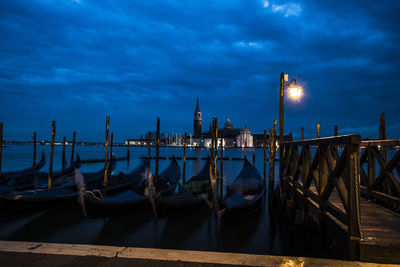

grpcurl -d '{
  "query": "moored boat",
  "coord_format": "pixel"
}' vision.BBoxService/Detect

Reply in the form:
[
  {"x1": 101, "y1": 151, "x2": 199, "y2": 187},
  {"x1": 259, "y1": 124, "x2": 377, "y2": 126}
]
[
  {"x1": 77, "y1": 157, "x2": 181, "y2": 218},
  {"x1": 218, "y1": 156, "x2": 265, "y2": 217}
]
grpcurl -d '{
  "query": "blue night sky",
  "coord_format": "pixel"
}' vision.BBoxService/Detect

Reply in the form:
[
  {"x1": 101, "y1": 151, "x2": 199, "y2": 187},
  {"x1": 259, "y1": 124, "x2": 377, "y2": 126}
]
[{"x1": 1, "y1": 0, "x2": 399, "y2": 142}]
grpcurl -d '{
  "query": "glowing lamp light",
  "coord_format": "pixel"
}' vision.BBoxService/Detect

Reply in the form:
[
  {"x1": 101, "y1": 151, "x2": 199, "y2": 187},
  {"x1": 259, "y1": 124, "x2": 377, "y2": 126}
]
[{"x1": 289, "y1": 85, "x2": 302, "y2": 99}]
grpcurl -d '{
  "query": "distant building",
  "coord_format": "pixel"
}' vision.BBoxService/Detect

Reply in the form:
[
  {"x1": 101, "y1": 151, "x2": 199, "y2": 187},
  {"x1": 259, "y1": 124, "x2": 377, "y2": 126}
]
[
  {"x1": 223, "y1": 118, "x2": 233, "y2": 130},
  {"x1": 236, "y1": 127, "x2": 253, "y2": 148},
  {"x1": 194, "y1": 98, "x2": 202, "y2": 137}
]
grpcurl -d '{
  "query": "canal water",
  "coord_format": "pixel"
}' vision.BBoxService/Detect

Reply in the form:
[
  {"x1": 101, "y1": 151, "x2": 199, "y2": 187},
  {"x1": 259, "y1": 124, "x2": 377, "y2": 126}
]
[{"x1": 0, "y1": 144, "x2": 342, "y2": 260}]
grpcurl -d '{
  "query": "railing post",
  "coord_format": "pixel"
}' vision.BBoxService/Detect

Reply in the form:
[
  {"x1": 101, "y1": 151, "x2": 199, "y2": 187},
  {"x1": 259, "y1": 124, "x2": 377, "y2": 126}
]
[
  {"x1": 347, "y1": 136, "x2": 361, "y2": 261},
  {"x1": 317, "y1": 123, "x2": 321, "y2": 138},
  {"x1": 301, "y1": 127, "x2": 304, "y2": 140}
]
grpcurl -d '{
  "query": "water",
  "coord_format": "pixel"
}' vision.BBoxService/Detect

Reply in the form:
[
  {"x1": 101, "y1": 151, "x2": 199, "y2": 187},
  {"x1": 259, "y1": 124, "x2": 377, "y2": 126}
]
[{"x1": 0, "y1": 144, "x2": 340, "y2": 260}]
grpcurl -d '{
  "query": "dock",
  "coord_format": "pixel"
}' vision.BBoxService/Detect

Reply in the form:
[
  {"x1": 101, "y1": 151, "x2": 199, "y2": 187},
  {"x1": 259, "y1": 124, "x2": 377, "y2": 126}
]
[{"x1": 0, "y1": 240, "x2": 389, "y2": 267}]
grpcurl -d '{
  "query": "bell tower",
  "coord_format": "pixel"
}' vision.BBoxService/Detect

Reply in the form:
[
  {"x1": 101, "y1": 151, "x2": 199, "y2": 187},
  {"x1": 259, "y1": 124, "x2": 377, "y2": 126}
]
[{"x1": 194, "y1": 97, "x2": 202, "y2": 137}]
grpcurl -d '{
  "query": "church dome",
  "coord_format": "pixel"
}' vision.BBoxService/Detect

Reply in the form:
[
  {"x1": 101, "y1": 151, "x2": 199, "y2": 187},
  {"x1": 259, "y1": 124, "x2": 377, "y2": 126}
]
[{"x1": 223, "y1": 118, "x2": 233, "y2": 130}]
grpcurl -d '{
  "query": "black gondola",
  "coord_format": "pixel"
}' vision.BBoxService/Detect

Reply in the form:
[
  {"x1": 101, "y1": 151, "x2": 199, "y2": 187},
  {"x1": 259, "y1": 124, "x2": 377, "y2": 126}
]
[
  {"x1": 218, "y1": 156, "x2": 265, "y2": 217},
  {"x1": 1, "y1": 153, "x2": 46, "y2": 186},
  {"x1": 0, "y1": 157, "x2": 130, "y2": 212},
  {"x1": 159, "y1": 157, "x2": 211, "y2": 215},
  {"x1": 79, "y1": 157, "x2": 181, "y2": 218}
]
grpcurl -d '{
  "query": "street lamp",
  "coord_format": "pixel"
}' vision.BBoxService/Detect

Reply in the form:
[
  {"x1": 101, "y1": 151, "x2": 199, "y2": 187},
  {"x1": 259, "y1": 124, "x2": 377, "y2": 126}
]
[{"x1": 279, "y1": 72, "x2": 302, "y2": 164}]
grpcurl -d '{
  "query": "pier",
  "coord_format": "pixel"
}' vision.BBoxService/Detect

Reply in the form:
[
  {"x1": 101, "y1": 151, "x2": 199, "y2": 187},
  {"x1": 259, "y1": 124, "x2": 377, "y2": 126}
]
[{"x1": 271, "y1": 132, "x2": 400, "y2": 263}]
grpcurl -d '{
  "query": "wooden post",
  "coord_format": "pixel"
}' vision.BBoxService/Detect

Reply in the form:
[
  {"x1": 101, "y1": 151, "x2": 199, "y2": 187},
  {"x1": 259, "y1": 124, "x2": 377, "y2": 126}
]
[
  {"x1": 48, "y1": 121, "x2": 56, "y2": 189},
  {"x1": 379, "y1": 113, "x2": 388, "y2": 163},
  {"x1": 0, "y1": 123, "x2": 2, "y2": 181},
  {"x1": 220, "y1": 132, "x2": 224, "y2": 198},
  {"x1": 317, "y1": 123, "x2": 321, "y2": 138},
  {"x1": 127, "y1": 140, "x2": 130, "y2": 162},
  {"x1": 62, "y1": 136, "x2": 66, "y2": 169},
  {"x1": 210, "y1": 120, "x2": 214, "y2": 168},
  {"x1": 263, "y1": 130, "x2": 267, "y2": 182},
  {"x1": 379, "y1": 113, "x2": 387, "y2": 140},
  {"x1": 334, "y1": 125, "x2": 338, "y2": 136},
  {"x1": 104, "y1": 116, "x2": 110, "y2": 191},
  {"x1": 289, "y1": 133, "x2": 293, "y2": 141},
  {"x1": 301, "y1": 127, "x2": 304, "y2": 140},
  {"x1": 252, "y1": 149, "x2": 255, "y2": 165},
  {"x1": 33, "y1": 132, "x2": 37, "y2": 172},
  {"x1": 155, "y1": 117, "x2": 160, "y2": 184},
  {"x1": 70, "y1": 131, "x2": 76, "y2": 171},
  {"x1": 183, "y1": 132, "x2": 187, "y2": 184},
  {"x1": 147, "y1": 132, "x2": 151, "y2": 169},
  {"x1": 213, "y1": 118, "x2": 219, "y2": 194},
  {"x1": 347, "y1": 140, "x2": 361, "y2": 260},
  {"x1": 269, "y1": 127, "x2": 275, "y2": 196},
  {"x1": 109, "y1": 132, "x2": 114, "y2": 175}
]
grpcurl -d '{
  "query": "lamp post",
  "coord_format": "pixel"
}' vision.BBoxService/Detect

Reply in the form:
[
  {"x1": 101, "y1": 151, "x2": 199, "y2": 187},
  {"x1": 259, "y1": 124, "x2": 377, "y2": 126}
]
[{"x1": 279, "y1": 72, "x2": 302, "y2": 171}]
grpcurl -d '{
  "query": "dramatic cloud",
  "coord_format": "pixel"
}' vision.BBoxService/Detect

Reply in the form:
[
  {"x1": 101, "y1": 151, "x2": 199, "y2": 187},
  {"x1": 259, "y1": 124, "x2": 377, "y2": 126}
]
[{"x1": 0, "y1": 0, "x2": 399, "y2": 141}]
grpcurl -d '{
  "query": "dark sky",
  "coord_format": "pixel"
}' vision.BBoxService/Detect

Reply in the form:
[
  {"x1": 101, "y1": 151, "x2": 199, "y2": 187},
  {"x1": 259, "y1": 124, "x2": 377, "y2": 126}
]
[{"x1": 1, "y1": 0, "x2": 399, "y2": 142}]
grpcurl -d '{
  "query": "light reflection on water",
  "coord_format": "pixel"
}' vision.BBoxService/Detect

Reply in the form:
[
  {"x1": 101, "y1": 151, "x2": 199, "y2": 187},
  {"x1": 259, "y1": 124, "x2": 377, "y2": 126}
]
[{"x1": 0, "y1": 144, "x2": 342, "y2": 259}]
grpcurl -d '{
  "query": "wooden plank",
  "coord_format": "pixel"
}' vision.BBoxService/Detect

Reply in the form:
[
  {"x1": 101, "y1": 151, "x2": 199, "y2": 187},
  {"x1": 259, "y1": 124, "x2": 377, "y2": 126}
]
[{"x1": 360, "y1": 186, "x2": 400, "y2": 206}]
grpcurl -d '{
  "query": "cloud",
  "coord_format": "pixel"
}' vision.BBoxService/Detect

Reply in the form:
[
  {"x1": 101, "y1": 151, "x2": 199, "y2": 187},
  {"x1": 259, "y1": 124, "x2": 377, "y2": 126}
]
[
  {"x1": 271, "y1": 3, "x2": 301, "y2": 17},
  {"x1": 0, "y1": 0, "x2": 399, "y2": 141}
]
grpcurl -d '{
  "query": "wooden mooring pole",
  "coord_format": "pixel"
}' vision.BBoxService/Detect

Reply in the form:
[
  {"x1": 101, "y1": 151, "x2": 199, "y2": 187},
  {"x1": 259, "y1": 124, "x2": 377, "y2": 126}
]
[
  {"x1": 220, "y1": 132, "x2": 224, "y2": 198},
  {"x1": 155, "y1": 117, "x2": 160, "y2": 183},
  {"x1": 334, "y1": 125, "x2": 338, "y2": 136},
  {"x1": 147, "y1": 132, "x2": 151, "y2": 169},
  {"x1": 213, "y1": 118, "x2": 219, "y2": 195},
  {"x1": 70, "y1": 131, "x2": 76, "y2": 171},
  {"x1": 182, "y1": 132, "x2": 187, "y2": 184},
  {"x1": 127, "y1": 141, "x2": 130, "y2": 162},
  {"x1": 301, "y1": 127, "x2": 304, "y2": 140},
  {"x1": 33, "y1": 132, "x2": 37, "y2": 172},
  {"x1": 252, "y1": 149, "x2": 255, "y2": 165},
  {"x1": 104, "y1": 116, "x2": 110, "y2": 192},
  {"x1": 317, "y1": 123, "x2": 321, "y2": 138},
  {"x1": 62, "y1": 136, "x2": 66, "y2": 169},
  {"x1": 0, "y1": 123, "x2": 2, "y2": 181},
  {"x1": 109, "y1": 132, "x2": 114, "y2": 175},
  {"x1": 263, "y1": 130, "x2": 267, "y2": 181},
  {"x1": 48, "y1": 121, "x2": 56, "y2": 189}
]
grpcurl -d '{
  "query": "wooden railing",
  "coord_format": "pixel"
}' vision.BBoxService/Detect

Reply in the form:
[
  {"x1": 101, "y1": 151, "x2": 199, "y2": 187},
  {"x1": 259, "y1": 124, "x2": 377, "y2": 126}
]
[
  {"x1": 360, "y1": 140, "x2": 400, "y2": 210},
  {"x1": 276, "y1": 134, "x2": 362, "y2": 260}
]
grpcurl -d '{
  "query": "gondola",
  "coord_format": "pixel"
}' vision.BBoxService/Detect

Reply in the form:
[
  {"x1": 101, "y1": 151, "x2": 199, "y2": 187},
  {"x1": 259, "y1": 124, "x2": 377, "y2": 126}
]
[
  {"x1": 218, "y1": 156, "x2": 265, "y2": 217},
  {"x1": 78, "y1": 156, "x2": 181, "y2": 218},
  {"x1": 1, "y1": 153, "x2": 46, "y2": 186},
  {"x1": 159, "y1": 157, "x2": 211, "y2": 215},
  {"x1": 0, "y1": 157, "x2": 126, "y2": 212}
]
